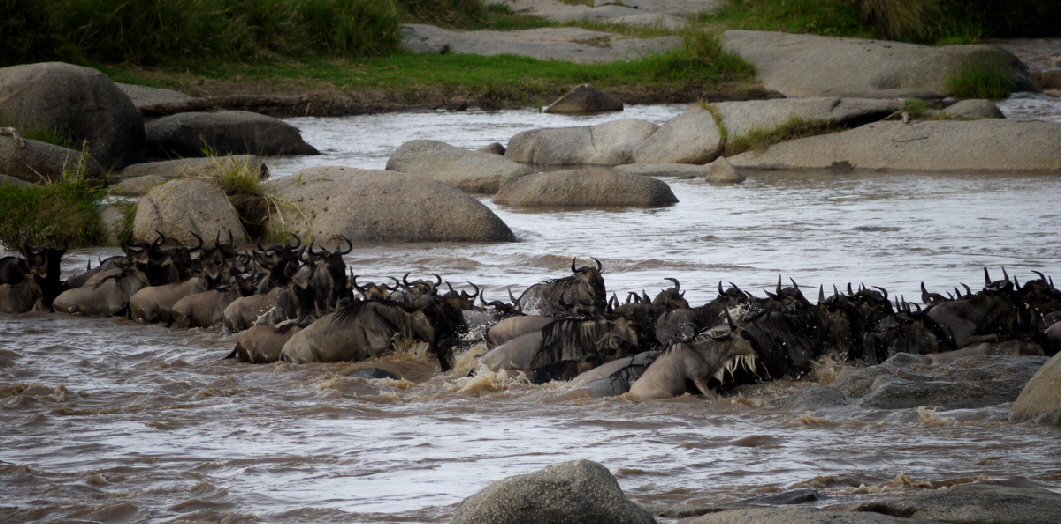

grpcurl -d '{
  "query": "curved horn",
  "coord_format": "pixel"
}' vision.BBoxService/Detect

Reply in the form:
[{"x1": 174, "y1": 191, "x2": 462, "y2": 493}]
[
  {"x1": 188, "y1": 232, "x2": 203, "y2": 252},
  {"x1": 847, "y1": 282, "x2": 854, "y2": 296},
  {"x1": 665, "y1": 277, "x2": 680, "y2": 292},
  {"x1": 724, "y1": 308, "x2": 736, "y2": 330},
  {"x1": 1033, "y1": 270, "x2": 1047, "y2": 283},
  {"x1": 287, "y1": 233, "x2": 301, "y2": 250},
  {"x1": 764, "y1": 289, "x2": 778, "y2": 299},
  {"x1": 718, "y1": 281, "x2": 725, "y2": 296},
  {"x1": 466, "y1": 281, "x2": 480, "y2": 298},
  {"x1": 571, "y1": 257, "x2": 578, "y2": 273},
  {"x1": 776, "y1": 275, "x2": 782, "y2": 295},
  {"x1": 833, "y1": 284, "x2": 840, "y2": 298},
  {"x1": 985, "y1": 267, "x2": 992, "y2": 287},
  {"x1": 388, "y1": 276, "x2": 402, "y2": 291},
  {"x1": 508, "y1": 287, "x2": 518, "y2": 304},
  {"x1": 434, "y1": 274, "x2": 443, "y2": 287},
  {"x1": 818, "y1": 285, "x2": 825, "y2": 303},
  {"x1": 403, "y1": 273, "x2": 412, "y2": 287},
  {"x1": 789, "y1": 277, "x2": 800, "y2": 292},
  {"x1": 627, "y1": 291, "x2": 639, "y2": 303},
  {"x1": 340, "y1": 237, "x2": 353, "y2": 255},
  {"x1": 961, "y1": 283, "x2": 972, "y2": 296},
  {"x1": 592, "y1": 257, "x2": 602, "y2": 271},
  {"x1": 445, "y1": 281, "x2": 454, "y2": 293},
  {"x1": 873, "y1": 286, "x2": 888, "y2": 300},
  {"x1": 352, "y1": 274, "x2": 366, "y2": 292},
  {"x1": 153, "y1": 230, "x2": 166, "y2": 248},
  {"x1": 256, "y1": 234, "x2": 265, "y2": 252},
  {"x1": 311, "y1": 243, "x2": 327, "y2": 257}
]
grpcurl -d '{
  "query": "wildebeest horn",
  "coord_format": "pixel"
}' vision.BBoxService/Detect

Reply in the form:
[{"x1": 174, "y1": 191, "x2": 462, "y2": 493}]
[
  {"x1": 508, "y1": 287, "x2": 518, "y2": 304},
  {"x1": 961, "y1": 283, "x2": 972, "y2": 296},
  {"x1": 627, "y1": 291, "x2": 639, "y2": 303},
  {"x1": 818, "y1": 285, "x2": 825, "y2": 303},
  {"x1": 873, "y1": 286, "x2": 888, "y2": 300},
  {"x1": 189, "y1": 232, "x2": 203, "y2": 252},
  {"x1": 227, "y1": 228, "x2": 234, "y2": 246},
  {"x1": 592, "y1": 257, "x2": 602, "y2": 271},
  {"x1": 1033, "y1": 270, "x2": 1047, "y2": 283},
  {"x1": 984, "y1": 267, "x2": 991, "y2": 287},
  {"x1": 434, "y1": 274, "x2": 442, "y2": 287},
  {"x1": 256, "y1": 235, "x2": 264, "y2": 251},
  {"x1": 764, "y1": 289, "x2": 777, "y2": 299},
  {"x1": 571, "y1": 257, "x2": 578, "y2": 273},
  {"x1": 352, "y1": 275, "x2": 366, "y2": 292},
  {"x1": 286, "y1": 233, "x2": 301, "y2": 250},
  {"x1": 954, "y1": 287, "x2": 962, "y2": 298},
  {"x1": 833, "y1": 284, "x2": 840, "y2": 298},
  {"x1": 311, "y1": 243, "x2": 328, "y2": 257},
  {"x1": 641, "y1": 289, "x2": 651, "y2": 303},
  {"x1": 776, "y1": 275, "x2": 782, "y2": 295},
  {"x1": 390, "y1": 276, "x2": 404, "y2": 290},
  {"x1": 665, "y1": 277, "x2": 680, "y2": 291},
  {"x1": 847, "y1": 282, "x2": 854, "y2": 296},
  {"x1": 789, "y1": 277, "x2": 800, "y2": 293},
  {"x1": 340, "y1": 237, "x2": 353, "y2": 255},
  {"x1": 466, "y1": 281, "x2": 480, "y2": 298},
  {"x1": 718, "y1": 281, "x2": 725, "y2": 296},
  {"x1": 445, "y1": 281, "x2": 454, "y2": 293},
  {"x1": 153, "y1": 230, "x2": 166, "y2": 248},
  {"x1": 403, "y1": 273, "x2": 412, "y2": 286}
]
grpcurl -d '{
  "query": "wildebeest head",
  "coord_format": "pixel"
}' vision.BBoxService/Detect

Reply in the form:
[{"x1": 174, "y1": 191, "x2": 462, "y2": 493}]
[
  {"x1": 441, "y1": 281, "x2": 480, "y2": 311},
  {"x1": 861, "y1": 302, "x2": 950, "y2": 364},
  {"x1": 352, "y1": 275, "x2": 394, "y2": 301},
  {"x1": 517, "y1": 257, "x2": 607, "y2": 316},
  {"x1": 652, "y1": 278, "x2": 689, "y2": 310},
  {"x1": 760, "y1": 276, "x2": 813, "y2": 311}
]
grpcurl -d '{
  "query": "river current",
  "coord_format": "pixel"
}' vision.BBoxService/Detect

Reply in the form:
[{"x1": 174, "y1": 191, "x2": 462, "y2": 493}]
[{"x1": 3, "y1": 95, "x2": 1061, "y2": 523}]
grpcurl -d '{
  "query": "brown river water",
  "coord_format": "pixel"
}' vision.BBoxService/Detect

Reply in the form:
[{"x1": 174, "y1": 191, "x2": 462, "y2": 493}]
[{"x1": 3, "y1": 98, "x2": 1061, "y2": 523}]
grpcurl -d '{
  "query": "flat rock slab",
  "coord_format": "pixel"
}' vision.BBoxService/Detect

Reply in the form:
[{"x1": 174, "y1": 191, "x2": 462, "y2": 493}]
[
  {"x1": 400, "y1": 24, "x2": 680, "y2": 63},
  {"x1": 116, "y1": 83, "x2": 192, "y2": 108},
  {"x1": 713, "y1": 97, "x2": 902, "y2": 140},
  {"x1": 266, "y1": 166, "x2": 515, "y2": 243},
  {"x1": 728, "y1": 120, "x2": 1061, "y2": 172},
  {"x1": 494, "y1": 168, "x2": 678, "y2": 207},
  {"x1": 722, "y1": 30, "x2": 1034, "y2": 98},
  {"x1": 385, "y1": 140, "x2": 534, "y2": 194},
  {"x1": 614, "y1": 163, "x2": 711, "y2": 178},
  {"x1": 828, "y1": 483, "x2": 1061, "y2": 524}
]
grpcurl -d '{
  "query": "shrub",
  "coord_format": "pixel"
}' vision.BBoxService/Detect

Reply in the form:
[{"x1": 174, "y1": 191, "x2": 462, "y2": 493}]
[
  {"x1": 944, "y1": 63, "x2": 1012, "y2": 99},
  {"x1": 0, "y1": 153, "x2": 107, "y2": 247}
]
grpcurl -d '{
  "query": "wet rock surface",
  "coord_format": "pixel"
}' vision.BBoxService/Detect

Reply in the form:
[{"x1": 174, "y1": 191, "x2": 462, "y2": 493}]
[
  {"x1": 493, "y1": 168, "x2": 678, "y2": 207},
  {"x1": 385, "y1": 140, "x2": 534, "y2": 194}
]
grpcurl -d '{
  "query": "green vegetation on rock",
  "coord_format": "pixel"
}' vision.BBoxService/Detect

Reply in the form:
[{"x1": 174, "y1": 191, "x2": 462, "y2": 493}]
[
  {"x1": 0, "y1": 154, "x2": 107, "y2": 247},
  {"x1": 723, "y1": 116, "x2": 847, "y2": 156},
  {"x1": 944, "y1": 62, "x2": 1013, "y2": 99}
]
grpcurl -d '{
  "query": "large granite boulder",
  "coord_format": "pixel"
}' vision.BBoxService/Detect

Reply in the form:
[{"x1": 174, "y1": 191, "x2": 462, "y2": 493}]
[
  {"x1": 631, "y1": 108, "x2": 723, "y2": 164},
  {"x1": 830, "y1": 483, "x2": 1061, "y2": 524},
  {"x1": 1010, "y1": 351, "x2": 1061, "y2": 426},
  {"x1": 385, "y1": 140, "x2": 534, "y2": 193},
  {"x1": 449, "y1": 459, "x2": 655, "y2": 524},
  {"x1": 0, "y1": 62, "x2": 145, "y2": 169},
  {"x1": 504, "y1": 119, "x2": 659, "y2": 165},
  {"x1": 133, "y1": 178, "x2": 247, "y2": 246},
  {"x1": 0, "y1": 135, "x2": 103, "y2": 183},
  {"x1": 544, "y1": 84, "x2": 623, "y2": 113},
  {"x1": 144, "y1": 111, "x2": 319, "y2": 158},
  {"x1": 266, "y1": 167, "x2": 515, "y2": 243},
  {"x1": 712, "y1": 97, "x2": 902, "y2": 141},
  {"x1": 116, "y1": 83, "x2": 192, "y2": 109},
  {"x1": 722, "y1": 30, "x2": 1034, "y2": 98},
  {"x1": 493, "y1": 169, "x2": 678, "y2": 207},
  {"x1": 728, "y1": 120, "x2": 1061, "y2": 172}
]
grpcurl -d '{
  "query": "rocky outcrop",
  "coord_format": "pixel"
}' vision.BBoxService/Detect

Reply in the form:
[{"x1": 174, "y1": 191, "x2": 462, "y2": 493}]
[
  {"x1": 705, "y1": 156, "x2": 745, "y2": 184},
  {"x1": 614, "y1": 163, "x2": 710, "y2": 178},
  {"x1": 505, "y1": 119, "x2": 659, "y2": 165},
  {"x1": 830, "y1": 483, "x2": 1061, "y2": 524},
  {"x1": 712, "y1": 97, "x2": 901, "y2": 140},
  {"x1": 544, "y1": 84, "x2": 623, "y2": 113},
  {"x1": 942, "y1": 99, "x2": 1004, "y2": 119},
  {"x1": 0, "y1": 136, "x2": 103, "y2": 183},
  {"x1": 449, "y1": 459, "x2": 655, "y2": 524},
  {"x1": 266, "y1": 166, "x2": 515, "y2": 243},
  {"x1": 728, "y1": 120, "x2": 1061, "y2": 172},
  {"x1": 112, "y1": 156, "x2": 267, "y2": 196},
  {"x1": 116, "y1": 83, "x2": 192, "y2": 109},
  {"x1": 385, "y1": 140, "x2": 534, "y2": 194},
  {"x1": 0, "y1": 62, "x2": 145, "y2": 169},
  {"x1": 133, "y1": 178, "x2": 247, "y2": 246},
  {"x1": 1010, "y1": 351, "x2": 1061, "y2": 426},
  {"x1": 631, "y1": 108, "x2": 723, "y2": 164},
  {"x1": 722, "y1": 30, "x2": 1034, "y2": 98},
  {"x1": 782, "y1": 353, "x2": 1051, "y2": 411},
  {"x1": 493, "y1": 169, "x2": 678, "y2": 207},
  {"x1": 144, "y1": 111, "x2": 319, "y2": 157}
]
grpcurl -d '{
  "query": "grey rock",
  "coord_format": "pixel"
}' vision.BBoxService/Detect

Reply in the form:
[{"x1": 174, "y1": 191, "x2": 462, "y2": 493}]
[
  {"x1": 133, "y1": 178, "x2": 247, "y2": 246},
  {"x1": 1010, "y1": 351, "x2": 1061, "y2": 426},
  {"x1": 713, "y1": 97, "x2": 901, "y2": 140},
  {"x1": 116, "y1": 83, "x2": 191, "y2": 108},
  {"x1": 706, "y1": 156, "x2": 745, "y2": 184},
  {"x1": 98, "y1": 205, "x2": 127, "y2": 246},
  {"x1": 682, "y1": 506, "x2": 934, "y2": 524},
  {"x1": 145, "y1": 111, "x2": 319, "y2": 157},
  {"x1": 728, "y1": 120, "x2": 1061, "y2": 172},
  {"x1": 479, "y1": 142, "x2": 506, "y2": 155},
  {"x1": 266, "y1": 166, "x2": 515, "y2": 243},
  {"x1": 0, "y1": 62, "x2": 146, "y2": 169},
  {"x1": 829, "y1": 353, "x2": 1049, "y2": 410},
  {"x1": 614, "y1": 163, "x2": 710, "y2": 178},
  {"x1": 400, "y1": 24, "x2": 680, "y2": 64},
  {"x1": 0, "y1": 174, "x2": 30, "y2": 186},
  {"x1": 722, "y1": 30, "x2": 1033, "y2": 98},
  {"x1": 740, "y1": 488, "x2": 821, "y2": 506},
  {"x1": 942, "y1": 99, "x2": 1005, "y2": 119},
  {"x1": 449, "y1": 459, "x2": 655, "y2": 524},
  {"x1": 385, "y1": 140, "x2": 534, "y2": 194},
  {"x1": 632, "y1": 108, "x2": 723, "y2": 164},
  {"x1": 544, "y1": 84, "x2": 623, "y2": 113},
  {"x1": 111, "y1": 175, "x2": 167, "y2": 196},
  {"x1": 493, "y1": 169, "x2": 678, "y2": 207},
  {"x1": 0, "y1": 136, "x2": 103, "y2": 183},
  {"x1": 113, "y1": 156, "x2": 267, "y2": 196},
  {"x1": 829, "y1": 483, "x2": 1061, "y2": 524},
  {"x1": 505, "y1": 119, "x2": 658, "y2": 165}
]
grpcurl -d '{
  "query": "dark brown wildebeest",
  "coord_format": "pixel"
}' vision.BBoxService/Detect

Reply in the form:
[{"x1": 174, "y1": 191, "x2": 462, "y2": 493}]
[{"x1": 516, "y1": 257, "x2": 606, "y2": 317}]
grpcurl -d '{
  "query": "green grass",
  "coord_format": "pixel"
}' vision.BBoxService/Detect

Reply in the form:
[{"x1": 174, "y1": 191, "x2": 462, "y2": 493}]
[
  {"x1": 697, "y1": 0, "x2": 870, "y2": 38},
  {"x1": 944, "y1": 63, "x2": 1012, "y2": 99},
  {"x1": 0, "y1": 154, "x2": 107, "y2": 247},
  {"x1": 722, "y1": 116, "x2": 848, "y2": 156}
]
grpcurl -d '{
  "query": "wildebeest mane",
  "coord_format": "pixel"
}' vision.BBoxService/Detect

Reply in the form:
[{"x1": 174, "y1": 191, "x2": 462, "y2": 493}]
[{"x1": 531, "y1": 318, "x2": 618, "y2": 368}]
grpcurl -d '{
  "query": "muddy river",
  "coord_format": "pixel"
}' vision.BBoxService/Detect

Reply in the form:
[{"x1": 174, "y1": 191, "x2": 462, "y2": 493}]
[{"x1": 3, "y1": 95, "x2": 1061, "y2": 523}]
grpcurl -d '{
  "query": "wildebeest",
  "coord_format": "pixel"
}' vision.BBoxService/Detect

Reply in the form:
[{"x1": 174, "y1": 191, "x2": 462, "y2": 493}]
[
  {"x1": 129, "y1": 275, "x2": 212, "y2": 324},
  {"x1": 53, "y1": 265, "x2": 147, "y2": 317},
  {"x1": 629, "y1": 327, "x2": 758, "y2": 400},
  {"x1": 568, "y1": 350, "x2": 661, "y2": 398},
  {"x1": 516, "y1": 257, "x2": 606, "y2": 316},
  {"x1": 230, "y1": 322, "x2": 304, "y2": 363},
  {"x1": 170, "y1": 276, "x2": 255, "y2": 329}
]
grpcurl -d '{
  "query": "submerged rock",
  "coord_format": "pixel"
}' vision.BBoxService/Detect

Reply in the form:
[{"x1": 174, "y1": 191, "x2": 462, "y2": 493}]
[
  {"x1": 449, "y1": 459, "x2": 656, "y2": 524},
  {"x1": 544, "y1": 84, "x2": 623, "y2": 113},
  {"x1": 706, "y1": 156, "x2": 745, "y2": 184},
  {"x1": 505, "y1": 119, "x2": 658, "y2": 165},
  {"x1": 493, "y1": 169, "x2": 678, "y2": 207}
]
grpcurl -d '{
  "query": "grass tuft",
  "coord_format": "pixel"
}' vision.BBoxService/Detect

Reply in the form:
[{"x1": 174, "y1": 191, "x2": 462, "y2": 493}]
[
  {"x1": 944, "y1": 62, "x2": 1012, "y2": 99},
  {"x1": 0, "y1": 150, "x2": 107, "y2": 248},
  {"x1": 724, "y1": 117, "x2": 847, "y2": 156}
]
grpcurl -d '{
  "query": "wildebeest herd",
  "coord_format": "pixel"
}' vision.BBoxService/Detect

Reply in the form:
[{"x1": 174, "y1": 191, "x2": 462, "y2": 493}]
[{"x1": 3, "y1": 234, "x2": 1060, "y2": 399}]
